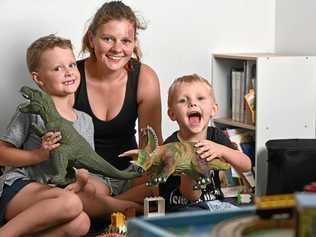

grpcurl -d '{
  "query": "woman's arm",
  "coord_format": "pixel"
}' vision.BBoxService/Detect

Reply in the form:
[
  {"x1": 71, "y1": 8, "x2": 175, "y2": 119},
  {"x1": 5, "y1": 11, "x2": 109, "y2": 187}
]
[{"x1": 137, "y1": 63, "x2": 163, "y2": 148}]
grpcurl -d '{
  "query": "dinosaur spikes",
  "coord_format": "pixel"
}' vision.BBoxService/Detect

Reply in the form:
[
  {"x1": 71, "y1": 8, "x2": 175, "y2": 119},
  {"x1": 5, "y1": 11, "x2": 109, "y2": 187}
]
[{"x1": 142, "y1": 126, "x2": 159, "y2": 153}]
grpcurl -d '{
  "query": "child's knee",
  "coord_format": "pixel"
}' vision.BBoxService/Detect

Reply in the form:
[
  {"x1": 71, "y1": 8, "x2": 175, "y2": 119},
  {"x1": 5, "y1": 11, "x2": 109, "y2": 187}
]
[
  {"x1": 67, "y1": 212, "x2": 90, "y2": 237},
  {"x1": 59, "y1": 192, "x2": 83, "y2": 218}
]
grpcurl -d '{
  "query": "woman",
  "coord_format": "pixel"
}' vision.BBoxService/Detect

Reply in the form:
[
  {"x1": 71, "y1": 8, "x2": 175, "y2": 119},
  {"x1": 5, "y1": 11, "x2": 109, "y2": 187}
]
[{"x1": 74, "y1": 1, "x2": 162, "y2": 199}]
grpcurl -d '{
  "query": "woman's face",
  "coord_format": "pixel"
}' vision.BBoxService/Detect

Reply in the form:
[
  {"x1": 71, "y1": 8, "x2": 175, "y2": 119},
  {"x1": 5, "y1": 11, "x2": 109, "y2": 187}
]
[{"x1": 89, "y1": 19, "x2": 136, "y2": 71}]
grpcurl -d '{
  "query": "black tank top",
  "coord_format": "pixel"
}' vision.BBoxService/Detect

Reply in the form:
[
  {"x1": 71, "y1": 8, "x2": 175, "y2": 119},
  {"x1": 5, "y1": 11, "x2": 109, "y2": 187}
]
[{"x1": 74, "y1": 59, "x2": 140, "y2": 170}]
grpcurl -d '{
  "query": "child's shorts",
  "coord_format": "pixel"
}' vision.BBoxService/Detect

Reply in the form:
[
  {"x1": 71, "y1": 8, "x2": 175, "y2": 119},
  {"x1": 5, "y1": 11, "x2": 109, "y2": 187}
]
[{"x1": 0, "y1": 179, "x2": 32, "y2": 225}]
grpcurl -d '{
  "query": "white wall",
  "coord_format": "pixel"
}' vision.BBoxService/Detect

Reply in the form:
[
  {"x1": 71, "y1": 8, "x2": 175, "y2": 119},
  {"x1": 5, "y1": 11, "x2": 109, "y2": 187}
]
[
  {"x1": 0, "y1": 0, "x2": 275, "y2": 137},
  {"x1": 275, "y1": 0, "x2": 316, "y2": 55}
]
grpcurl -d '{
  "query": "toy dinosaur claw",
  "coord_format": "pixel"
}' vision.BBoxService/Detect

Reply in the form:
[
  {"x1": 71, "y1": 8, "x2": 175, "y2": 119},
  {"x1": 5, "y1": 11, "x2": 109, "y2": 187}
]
[
  {"x1": 194, "y1": 176, "x2": 213, "y2": 190},
  {"x1": 145, "y1": 181, "x2": 156, "y2": 187},
  {"x1": 193, "y1": 184, "x2": 207, "y2": 190},
  {"x1": 157, "y1": 177, "x2": 163, "y2": 183}
]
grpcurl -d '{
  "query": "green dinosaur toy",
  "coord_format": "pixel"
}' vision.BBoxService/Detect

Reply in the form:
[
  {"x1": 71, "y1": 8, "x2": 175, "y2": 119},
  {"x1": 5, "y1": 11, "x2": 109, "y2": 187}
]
[
  {"x1": 120, "y1": 126, "x2": 231, "y2": 190},
  {"x1": 19, "y1": 86, "x2": 138, "y2": 186}
]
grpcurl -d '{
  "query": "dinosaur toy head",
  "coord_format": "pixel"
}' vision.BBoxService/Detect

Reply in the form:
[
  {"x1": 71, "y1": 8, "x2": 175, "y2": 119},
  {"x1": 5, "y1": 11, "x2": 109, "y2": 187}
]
[
  {"x1": 119, "y1": 148, "x2": 152, "y2": 171},
  {"x1": 119, "y1": 126, "x2": 158, "y2": 171},
  {"x1": 131, "y1": 149, "x2": 152, "y2": 171},
  {"x1": 19, "y1": 86, "x2": 59, "y2": 123}
]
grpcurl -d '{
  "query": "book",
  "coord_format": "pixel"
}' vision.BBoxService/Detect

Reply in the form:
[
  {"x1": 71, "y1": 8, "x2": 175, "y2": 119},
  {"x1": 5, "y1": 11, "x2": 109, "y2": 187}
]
[
  {"x1": 241, "y1": 171, "x2": 255, "y2": 189},
  {"x1": 244, "y1": 89, "x2": 256, "y2": 124},
  {"x1": 230, "y1": 61, "x2": 256, "y2": 124},
  {"x1": 223, "y1": 128, "x2": 256, "y2": 189},
  {"x1": 231, "y1": 69, "x2": 243, "y2": 121},
  {"x1": 226, "y1": 129, "x2": 254, "y2": 143},
  {"x1": 243, "y1": 61, "x2": 255, "y2": 124}
]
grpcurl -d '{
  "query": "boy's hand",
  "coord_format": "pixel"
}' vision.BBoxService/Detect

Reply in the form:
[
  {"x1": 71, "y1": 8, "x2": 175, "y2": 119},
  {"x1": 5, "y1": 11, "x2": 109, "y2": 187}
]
[
  {"x1": 195, "y1": 140, "x2": 224, "y2": 162},
  {"x1": 41, "y1": 131, "x2": 62, "y2": 151},
  {"x1": 33, "y1": 131, "x2": 62, "y2": 162}
]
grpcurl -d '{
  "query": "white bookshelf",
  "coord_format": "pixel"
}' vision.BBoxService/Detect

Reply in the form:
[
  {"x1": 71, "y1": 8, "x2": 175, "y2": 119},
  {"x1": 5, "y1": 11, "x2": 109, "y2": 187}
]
[{"x1": 211, "y1": 53, "x2": 316, "y2": 196}]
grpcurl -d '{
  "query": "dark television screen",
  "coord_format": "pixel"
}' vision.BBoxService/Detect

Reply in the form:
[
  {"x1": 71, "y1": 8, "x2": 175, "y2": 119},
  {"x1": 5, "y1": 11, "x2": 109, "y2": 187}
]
[{"x1": 266, "y1": 139, "x2": 316, "y2": 195}]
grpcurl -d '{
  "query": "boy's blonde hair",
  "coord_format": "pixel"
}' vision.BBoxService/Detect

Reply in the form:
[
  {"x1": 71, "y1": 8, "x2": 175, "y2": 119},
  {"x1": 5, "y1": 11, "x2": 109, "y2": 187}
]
[
  {"x1": 26, "y1": 34, "x2": 73, "y2": 73},
  {"x1": 168, "y1": 74, "x2": 216, "y2": 108}
]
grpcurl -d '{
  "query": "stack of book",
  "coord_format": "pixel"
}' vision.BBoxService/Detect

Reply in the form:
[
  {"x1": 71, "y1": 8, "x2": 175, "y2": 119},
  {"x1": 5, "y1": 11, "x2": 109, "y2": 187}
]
[
  {"x1": 223, "y1": 128, "x2": 256, "y2": 191},
  {"x1": 231, "y1": 61, "x2": 256, "y2": 124}
]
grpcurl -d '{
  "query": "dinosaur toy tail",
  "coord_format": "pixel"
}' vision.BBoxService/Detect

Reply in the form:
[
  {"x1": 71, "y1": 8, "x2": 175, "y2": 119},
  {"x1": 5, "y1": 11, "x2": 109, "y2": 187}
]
[{"x1": 78, "y1": 155, "x2": 139, "y2": 180}]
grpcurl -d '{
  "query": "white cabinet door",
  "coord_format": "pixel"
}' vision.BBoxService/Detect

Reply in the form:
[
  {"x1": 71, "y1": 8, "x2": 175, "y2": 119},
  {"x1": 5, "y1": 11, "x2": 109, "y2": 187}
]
[{"x1": 256, "y1": 56, "x2": 316, "y2": 195}]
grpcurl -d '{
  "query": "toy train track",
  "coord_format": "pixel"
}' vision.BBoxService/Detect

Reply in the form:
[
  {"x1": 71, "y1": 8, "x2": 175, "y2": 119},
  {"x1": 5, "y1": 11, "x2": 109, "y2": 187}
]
[{"x1": 210, "y1": 215, "x2": 295, "y2": 237}]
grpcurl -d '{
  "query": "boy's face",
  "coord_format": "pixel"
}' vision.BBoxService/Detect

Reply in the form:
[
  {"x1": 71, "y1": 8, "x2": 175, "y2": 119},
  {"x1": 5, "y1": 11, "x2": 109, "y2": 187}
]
[
  {"x1": 32, "y1": 47, "x2": 80, "y2": 97},
  {"x1": 168, "y1": 81, "x2": 218, "y2": 135}
]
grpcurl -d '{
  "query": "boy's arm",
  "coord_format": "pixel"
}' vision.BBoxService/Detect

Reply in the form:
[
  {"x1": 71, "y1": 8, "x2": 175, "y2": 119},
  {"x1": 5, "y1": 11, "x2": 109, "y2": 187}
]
[
  {"x1": 0, "y1": 131, "x2": 61, "y2": 167},
  {"x1": 196, "y1": 140, "x2": 251, "y2": 173},
  {"x1": 180, "y1": 174, "x2": 201, "y2": 201},
  {"x1": 219, "y1": 144, "x2": 251, "y2": 172},
  {"x1": 0, "y1": 140, "x2": 49, "y2": 166}
]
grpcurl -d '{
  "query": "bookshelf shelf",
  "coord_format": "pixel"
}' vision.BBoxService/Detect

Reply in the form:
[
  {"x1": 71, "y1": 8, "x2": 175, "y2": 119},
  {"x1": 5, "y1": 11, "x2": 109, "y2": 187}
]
[
  {"x1": 211, "y1": 53, "x2": 316, "y2": 196},
  {"x1": 214, "y1": 118, "x2": 255, "y2": 130}
]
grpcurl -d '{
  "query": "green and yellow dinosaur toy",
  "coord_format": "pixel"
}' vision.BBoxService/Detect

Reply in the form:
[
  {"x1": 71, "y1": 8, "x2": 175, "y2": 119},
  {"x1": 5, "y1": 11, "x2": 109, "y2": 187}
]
[
  {"x1": 120, "y1": 126, "x2": 230, "y2": 190},
  {"x1": 19, "y1": 86, "x2": 138, "y2": 186}
]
